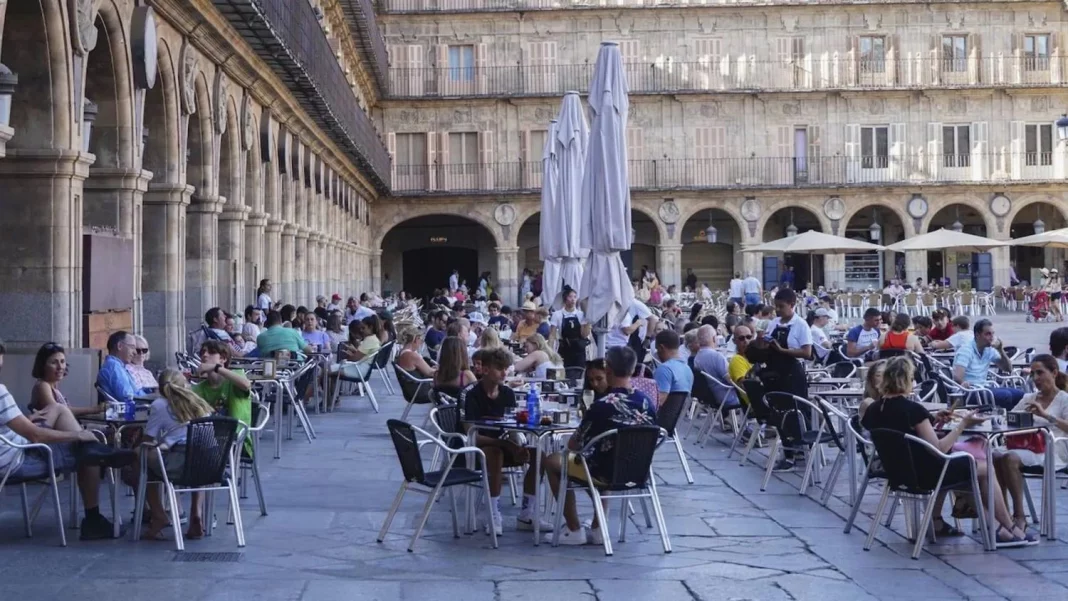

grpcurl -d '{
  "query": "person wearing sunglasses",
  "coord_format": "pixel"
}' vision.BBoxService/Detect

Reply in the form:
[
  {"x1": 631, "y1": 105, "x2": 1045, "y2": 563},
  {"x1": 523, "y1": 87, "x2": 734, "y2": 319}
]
[
  {"x1": 729, "y1": 325, "x2": 755, "y2": 405},
  {"x1": 126, "y1": 335, "x2": 159, "y2": 392}
]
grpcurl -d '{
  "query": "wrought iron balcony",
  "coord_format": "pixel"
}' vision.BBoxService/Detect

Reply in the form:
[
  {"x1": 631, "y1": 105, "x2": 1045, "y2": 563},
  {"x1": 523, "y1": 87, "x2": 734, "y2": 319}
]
[
  {"x1": 385, "y1": 55, "x2": 1067, "y2": 99},
  {"x1": 378, "y1": 0, "x2": 1033, "y2": 13},
  {"x1": 390, "y1": 153, "x2": 1061, "y2": 195},
  {"x1": 338, "y1": 0, "x2": 390, "y2": 91},
  {"x1": 213, "y1": 0, "x2": 391, "y2": 193}
]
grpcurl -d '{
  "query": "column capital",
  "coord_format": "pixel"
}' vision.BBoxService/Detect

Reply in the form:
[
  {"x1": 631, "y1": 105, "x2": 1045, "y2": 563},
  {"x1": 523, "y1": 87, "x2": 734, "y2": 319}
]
[
  {"x1": 246, "y1": 211, "x2": 269, "y2": 227},
  {"x1": 0, "y1": 149, "x2": 95, "y2": 180},
  {"x1": 220, "y1": 204, "x2": 252, "y2": 222},
  {"x1": 143, "y1": 183, "x2": 194, "y2": 206},
  {"x1": 295, "y1": 226, "x2": 311, "y2": 240},
  {"x1": 656, "y1": 243, "x2": 684, "y2": 251},
  {"x1": 282, "y1": 223, "x2": 299, "y2": 236},
  {"x1": 266, "y1": 218, "x2": 285, "y2": 234},
  {"x1": 84, "y1": 167, "x2": 152, "y2": 192}
]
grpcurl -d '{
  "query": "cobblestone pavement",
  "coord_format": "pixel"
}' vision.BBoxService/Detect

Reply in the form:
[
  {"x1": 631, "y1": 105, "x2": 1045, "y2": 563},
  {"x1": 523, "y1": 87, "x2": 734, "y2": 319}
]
[{"x1": 1, "y1": 312, "x2": 1066, "y2": 601}]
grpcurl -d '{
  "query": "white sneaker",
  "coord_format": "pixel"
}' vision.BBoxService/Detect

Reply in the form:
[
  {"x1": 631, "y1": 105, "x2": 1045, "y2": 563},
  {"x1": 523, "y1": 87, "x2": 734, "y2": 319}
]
[
  {"x1": 516, "y1": 515, "x2": 555, "y2": 532},
  {"x1": 543, "y1": 526, "x2": 588, "y2": 546},
  {"x1": 484, "y1": 511, "x2": 503, "y2": 536},
  {"x1": 586, "y1": 524, "x2": 604, "y2": 546}
]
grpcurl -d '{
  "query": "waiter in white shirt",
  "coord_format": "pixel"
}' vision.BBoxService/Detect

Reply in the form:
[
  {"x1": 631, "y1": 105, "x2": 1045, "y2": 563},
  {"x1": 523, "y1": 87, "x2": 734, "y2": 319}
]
[
  {"x1": 604, "y1": 297, "x2": 659, "y2": 367},
  {"x1": 728, "y1": 273, "x2": 745, "y2": 306},
  {"x1": 743, "y1": 273, "x2": 763, "y2": 308}
]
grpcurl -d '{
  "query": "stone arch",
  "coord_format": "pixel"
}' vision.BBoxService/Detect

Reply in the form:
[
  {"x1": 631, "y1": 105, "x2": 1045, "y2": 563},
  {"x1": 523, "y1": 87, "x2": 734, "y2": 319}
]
[
  {"x1": 1, "y1": 0, "x2": 73, "y2": 150},
  {"x1": 676, "y1": 201, "x2": 749, "y2": 243},
  {"x1": 218, "y1": 95, "x2": 241, "y2": 208},
  {"x1": 678, "y1": 206, "x2": 747, "y2": 289},
  {"x1": 372, "y1": 202, "x2": 504, "y2": 250},
  {"x1": 922, "y1": 196, "x2": 995, "y2": 235},
  {"x1": 755, "y1": 198, "x2": 831, "y2": 240},
  {"x1": 187, "y1": 71, "x2": 214, "y2": 198},
  {"x1": 143, "y1": 37, "x2": 180, "y2": 183},
  {"x1": 84, "y1": 0, "x2": 135, "y2": 169},
  {"x1": 1005, "y1": 192, "x2": 1068, "y2": 227},
  {"x1": 631, "y1": 201, "x2": 669, "y2": 244},
  {"x1": 839, "y1": 197, "x2": 912, "y2": 239}
]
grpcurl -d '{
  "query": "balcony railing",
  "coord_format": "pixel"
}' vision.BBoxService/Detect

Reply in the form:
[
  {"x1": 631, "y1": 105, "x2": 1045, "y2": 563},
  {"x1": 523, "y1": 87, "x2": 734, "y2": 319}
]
[
  {"x1": 386, "y1": 55, "x2": 1066, "y2": 98},
  {"x1": 379, "y1": 0, "x2": 1034, "y2": 13},
  {"x1": 214, "y1": 0, "x2": 391, "y2": 192},
  {"x1": 390, "y1": 153, "x2": 1061, "y2": 194}
]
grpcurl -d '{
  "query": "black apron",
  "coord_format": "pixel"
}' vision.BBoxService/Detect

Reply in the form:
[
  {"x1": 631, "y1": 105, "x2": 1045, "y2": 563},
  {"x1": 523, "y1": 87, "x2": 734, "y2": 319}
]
[
  {"x1": 763, "y1": 322, "x2": 808, "y2": 399},
  {"x1": 627, "y1": 314, "x2": 648, "y2": 368},
  {"x1": 558, "y1": 313, "x2": 587, "y2": 369}
]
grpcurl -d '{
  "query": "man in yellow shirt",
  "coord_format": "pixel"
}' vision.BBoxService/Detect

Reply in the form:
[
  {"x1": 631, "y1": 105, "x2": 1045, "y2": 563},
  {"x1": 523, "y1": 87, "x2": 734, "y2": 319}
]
[{"x1": 729, "y1": 325, "x2": 754, "y2": 405}]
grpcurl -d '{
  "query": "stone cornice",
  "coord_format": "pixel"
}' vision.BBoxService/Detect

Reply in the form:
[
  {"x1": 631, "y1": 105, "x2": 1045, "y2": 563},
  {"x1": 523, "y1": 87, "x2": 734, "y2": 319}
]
[{"x1": 154, "y1": 0, "x2": 381, "y2": 201}]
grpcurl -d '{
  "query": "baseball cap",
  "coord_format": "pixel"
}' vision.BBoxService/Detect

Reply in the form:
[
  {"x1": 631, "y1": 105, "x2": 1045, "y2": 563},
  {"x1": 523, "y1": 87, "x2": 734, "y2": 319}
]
[
  {"x1": 814, "y1": 308, "x2": 831, "y2": 318},
  {"x1": 331, "y1": 293, "x2": 341, "y2": 301},
  {"x1": 468, "y1": 312, "x2": 488, "y2": 325}
]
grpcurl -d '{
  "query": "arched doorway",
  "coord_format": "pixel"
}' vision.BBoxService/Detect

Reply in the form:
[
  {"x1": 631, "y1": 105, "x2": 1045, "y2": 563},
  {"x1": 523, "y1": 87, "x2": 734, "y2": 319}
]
[
  {"x1": 762, "y1": 207, "x2": 823, "y2": 290},
  {"x1": 185, "y1": 77, "x2": 216, "y2": 331},
  {"x1": 843, "y1": 207, "x2": 906, "y2": 290},
  {"x1": 1011, "y1": 202, "x2": 1067, "y2": 285},
  {"x1": 927, "y1": 203, "x2": 987, "y2": 287},
  {"x1": 217, "y1": 99, "x2": 242, "y2": 311},
  {"x1": 622, "y1": 209, "x2": 658, "y2": 284},
  {"x1": 381, "y1": 215, "x2": 498, "y2": 301},
  {"x1": 680, "y1": 209, "x2": 742, "y2": 290}
]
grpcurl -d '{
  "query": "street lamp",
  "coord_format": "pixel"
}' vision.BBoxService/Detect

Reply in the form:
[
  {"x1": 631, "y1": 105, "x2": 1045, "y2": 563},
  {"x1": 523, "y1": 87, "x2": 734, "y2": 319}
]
[
  {"x1": 1035, "y1": 204, "x2": 1046, "y2": 235},
  {"x1": 786, "y1": 210, "x2": 798, "y2": 237},
  {"x1": 1057, "y1": 114, "x2": 1068, "y2": 142},
  {"x1": 0, "y1": 63, "x2": 18, "y2": 127},
  {"x1": 82, "y1": 98, "x2": 98, "y2": 152},
  {"x1": 705, "y1": 210, "x2": 717, "y2": 244},
  {"x1": 869, "y1": 209, "x2": 881, "y2": 242},
  {"x1": 951, "y1": 207, "x2": 963, "y2": 233}
]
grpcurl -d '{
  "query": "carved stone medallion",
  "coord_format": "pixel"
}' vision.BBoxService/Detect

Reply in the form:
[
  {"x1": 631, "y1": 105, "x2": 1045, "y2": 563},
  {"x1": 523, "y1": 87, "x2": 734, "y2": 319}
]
[
  {"x1": 740, "y1": 197, "x2": 761, "y2": 223},
  {"x1": 658, "y1": 199, "x2": 680, "y2": 224},
  {"x1": 179, "y1": 39, "x2": 198, "y2": 116},
  {"x1": 240, "y1": 91, "x2": 254, "y2": 151},
  {"x1": 213, "y1": 69, "x2": 228, "y2": 134},
  {"x1": 70, "y1": 0, "x2": 99, "y2": 56},
  {"x1": 494, "y1": 203, "x2": 516, "y2": 227}
]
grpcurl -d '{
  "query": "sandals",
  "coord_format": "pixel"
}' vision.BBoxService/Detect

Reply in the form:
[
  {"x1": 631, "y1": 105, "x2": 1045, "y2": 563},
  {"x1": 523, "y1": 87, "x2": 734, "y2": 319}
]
[
  {"x1": 996, "y1": 526, "x2": 1038, "y2": 548},
  {"x1": 932, "y1": 518, "x2": 964, "y2": 537},
  {"x1": 1013, "y1": 515, "x2": 1030, "y2": 532}
]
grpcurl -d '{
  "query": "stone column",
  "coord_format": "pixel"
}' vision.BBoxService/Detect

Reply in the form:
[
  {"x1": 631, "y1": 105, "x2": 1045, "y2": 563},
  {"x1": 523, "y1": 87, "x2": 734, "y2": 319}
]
[
  {"x1": 186, "y1": 194, "x2": 222, "y2": 332},
  {"x1": 991, "y1": 241, "x2": 1011, "y2": 290},
  {"x1": 218, "y1": 204, "x2": 250, "y2": 312},
  {"x1": 83, "y1": 167, "x2": 152, "y2": 332},
  {"x1": 244, "y1": 211, "x2": 267, "y2": 306},
  {"x1": 142, "y1": 183, "x2": 192, "y2": 367},
  {"x1": 656, "y1": 243, "x2": 683, "y2": 289},
  {"x1": 0, "y1": 151, "x2": 94, "y2": 348},
  {"x1": 281, "y1": 223, "x2": 297, "y2": 306},
  {"x1": 371, "y1": 249, "x2": 382, "y2": 293},
  {"x1": 496, "y1": 246, "x2": 520, "y2": 306},
  {"x1": 295, "y1": 227, "x2": 310, "y2": 306},
  {"x1": 905, "y1": 251, "x2": 928, "y2": 286},
  {"x1": 264, "y1": 218, "x2": 283, "y2": 305},
  {"x1": 314, "y1": 233, "x2": 327, "y2": 298},
  {"x1": 824, "y1": 254, "x2": 846, "y2": 290}
]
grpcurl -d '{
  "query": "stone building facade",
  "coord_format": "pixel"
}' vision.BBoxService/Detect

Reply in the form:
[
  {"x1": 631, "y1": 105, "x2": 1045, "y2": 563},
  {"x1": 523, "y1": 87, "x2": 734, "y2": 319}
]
[
  {"x1": 376, "y1": 0, "x2": 1068, "y2": 300},
  {"x1": 0, "y1": 0, "x2": 389, "y2": 359}
]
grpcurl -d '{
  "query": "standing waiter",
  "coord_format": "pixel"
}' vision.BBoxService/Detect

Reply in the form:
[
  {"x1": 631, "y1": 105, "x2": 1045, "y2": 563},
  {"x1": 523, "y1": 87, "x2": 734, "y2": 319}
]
[
  {"x1": 549, "y1": 287, "x2": 591, "y2": 369},
  {"x1": 756, "y1": 287, "x2": 812, "y2": 472}
]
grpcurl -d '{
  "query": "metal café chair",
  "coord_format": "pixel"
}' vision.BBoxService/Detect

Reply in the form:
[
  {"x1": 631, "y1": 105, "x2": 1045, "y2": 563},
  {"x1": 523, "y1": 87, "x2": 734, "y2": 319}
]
[
  {"x1": 0, "y1": 432, "x2": 75, "y2": 546},
  {"x1": 377, "y1": 419, "x2": 496, "y2": 552},
  {"x1": 395, "y1": 364, "x2": 434, "y2": 422},
  {"x1": 655, "y1": 391, "x2": 694, "y2": 484},
  {"x1": 237, "y1": 396, "x2": 270, "y2": 516},
  {"x1": 368, "y1": 341, "x2": 397, "y2": 395},
  {"x1": 760, "y1": 392, "x2": 837, "y2": 495}
]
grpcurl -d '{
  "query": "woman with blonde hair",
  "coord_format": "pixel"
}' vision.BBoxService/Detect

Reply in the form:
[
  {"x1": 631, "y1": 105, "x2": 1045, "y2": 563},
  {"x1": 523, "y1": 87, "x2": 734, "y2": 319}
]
[
  {"x1": 478, "y1": 326, "x2": 503, "y2": 351},
  {"x1": 141, "y1": 369, "x2": 217, "y2": 541},
  {"x1": 395, "y1": 325, "x2": 436, "y2": 378},
  {"x1": 513, "y1": 333, "x2": 563, "y2": 379}
]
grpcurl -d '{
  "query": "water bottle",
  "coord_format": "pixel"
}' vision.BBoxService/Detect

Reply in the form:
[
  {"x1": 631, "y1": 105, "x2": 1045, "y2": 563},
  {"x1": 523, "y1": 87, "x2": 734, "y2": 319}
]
[
  {"x1": 526, "y1": 388, "x2": 540, "y2": 426},
  {"x1": 124, "y1": 400, "x2": 136, "y2": 421}
]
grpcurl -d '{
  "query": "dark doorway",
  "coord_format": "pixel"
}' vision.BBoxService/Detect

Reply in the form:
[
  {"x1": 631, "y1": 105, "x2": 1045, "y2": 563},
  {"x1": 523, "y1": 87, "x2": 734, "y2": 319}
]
[{"x1": 404, "y1": 247, "x2": 479, "y2": 301}]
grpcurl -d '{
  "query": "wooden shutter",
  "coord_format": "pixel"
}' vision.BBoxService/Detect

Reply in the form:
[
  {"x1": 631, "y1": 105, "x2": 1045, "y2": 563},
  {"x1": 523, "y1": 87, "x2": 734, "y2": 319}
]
[
  {"x1": 407, "y1": 46, "x2": 423, "y2": 96},
  {"x1": 1010, "y1": 121, "x2": 1023, "y2": 179},
  {"x1": 479, "y1": 130, "x2": 494, "y2": 190},
  {"x1": 775, "y1": 125, "x2": 792, "y2": 184},
  {"x1": 890, "y1": 122, "x2": 906, "y2": 177},
  {"x1": 886, "y1": 34, "x2": 899, "y2": 85},
  {"x1": 1010, "y1": 33, "x2": 1023, "y2": 84},
  {"x1": 930, "y1": 34, "x2": 943, "y2": 85},
  {"x1": 1052, "y1": 33, "x2": 1062, "y2": 83},
  {"x1": 436, "y1": 44, "x2": 449, "y2": 94},
  {"x1": 808, "y1": 125, "x2": 822, "y2": 181},
  {"x1": 847, "y1": 36, "x2": 859, "y2": 85},
  {"x1": 967, "y1": 33, "x2": 981, "y2": 84},
  {"x1": 845, "y1": 124, "x2": 860, "y2": 182},
  {"x1": 386, "y1": 132, "x2": 397, "y2": 186},
  {"x1": 627, "y1": 127, "x2": 644, "y2": 185},
  {"x1": 970, "y1": 121, "x2": 987, "y2": 181},
  {"x1": 475, "y1": 43, "x2": 488, "y2": 93},
  {"x1": 927, "y1": 122, "x2": 942, "y2": 179}
]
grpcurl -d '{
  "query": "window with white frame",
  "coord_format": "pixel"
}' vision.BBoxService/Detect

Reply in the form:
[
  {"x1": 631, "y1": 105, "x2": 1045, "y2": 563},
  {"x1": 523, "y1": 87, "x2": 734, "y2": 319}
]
[
  {"x1": 942, "y1": 125, "x2": 970, "y2": 168},
  {"x1": 1025, "y1": 34, "x2": 1051, "y2": 71},
  {"x1": 859, "y1": 36, "x2": 886, "y2": 73},
  {"x1": 447, "y1": 45, "x2": 475, "y2": 82},
  {"x1": 942, "y1": 35, "x2": 968, "y2": 72},
  {"x1": 1025, "y1": 123, "x2": 1053, "y2": 166},
  {"x1": 860, "y1": 126, "x2": 889, "y2": 169}
]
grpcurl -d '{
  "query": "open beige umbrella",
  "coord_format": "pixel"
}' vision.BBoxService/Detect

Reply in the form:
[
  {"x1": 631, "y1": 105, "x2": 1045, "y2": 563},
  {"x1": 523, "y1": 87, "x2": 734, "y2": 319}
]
[
  {"x1": 1009, "y1": 227, "x2": 1068, "y2": 249},
  {"x1": 742, "y1": 230, "x2": 886, "y2": 254},
  {"x1": 884, "y1": 228, "x2": 1006, "y2": 253}
]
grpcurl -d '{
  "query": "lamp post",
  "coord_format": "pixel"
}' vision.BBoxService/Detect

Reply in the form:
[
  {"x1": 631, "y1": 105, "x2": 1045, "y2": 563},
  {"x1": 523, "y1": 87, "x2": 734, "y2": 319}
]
[
  {"x1": 705, "y1": 210, "x2": 717, "y2": 244},
  {"x1": 786, "y1": 210, "x2": 798, "y2": 237},
  {"x1": 0, "y1": 63, "x2": 18, "y2": 127},
  {"x1": 82, "y1": 98, "x2": 98, "y2": 152},
  {"x1": 869, "y1": 209, "x2": 882, "y2": 242}
]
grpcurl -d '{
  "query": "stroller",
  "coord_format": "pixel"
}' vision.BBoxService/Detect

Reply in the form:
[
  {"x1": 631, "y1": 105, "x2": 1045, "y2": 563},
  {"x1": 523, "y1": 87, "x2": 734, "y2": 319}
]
[{"x1": 1027, "y1": 290, "x2": 1051, "y2": 322}]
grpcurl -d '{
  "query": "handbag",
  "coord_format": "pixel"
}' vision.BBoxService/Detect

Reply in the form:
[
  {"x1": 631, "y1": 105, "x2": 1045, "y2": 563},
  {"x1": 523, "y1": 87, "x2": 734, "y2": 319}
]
[{"x1": 1005, "y1": 431, "x2": 1046, "y2": 454}]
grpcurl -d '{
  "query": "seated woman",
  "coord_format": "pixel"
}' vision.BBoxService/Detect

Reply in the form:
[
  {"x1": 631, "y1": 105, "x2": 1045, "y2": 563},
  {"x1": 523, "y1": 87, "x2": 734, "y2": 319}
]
[
  {"x1": 332, "y1": 316, "x2": 382, "y2": 393},
  {"x1": 432, "y1": 336, "x2": 476, "y2": 402},
  {"x1": 995, "y1": 354, "x2": 1068, "y2": 531},
  {"x1": 141, "y1": 369, "x2": 216, "y2": 541},
  {"x1": 860, "y1": 356, "x2": 1035, "y2": 546},
  {"x1": 192, "y1": 341, "x2": 253, "y2": 457},
  {"x1": 29, "y1": 342, "x2": 104, "y2": 417},
  {"x1": 512, "y1": 334, "x2": 563, "y2": 379},
  {"x1": 583, "y1": 359, "x2": 609, "y2": 402},
  {"x1": 394, "y1": 326, "x2": 436, "y2": 379},
  {"x1": 325, "y1": 311, "x2": 347, "y2": 352},
  {"x1": 878, "y1": 313, "x2": 924, "y2": 357},
  {"x1": 478, "y1": 326, "x2": 504, "y2": 352},
  {"x1": 126, "y1": 335, "x2": 159, "y2": 391}
]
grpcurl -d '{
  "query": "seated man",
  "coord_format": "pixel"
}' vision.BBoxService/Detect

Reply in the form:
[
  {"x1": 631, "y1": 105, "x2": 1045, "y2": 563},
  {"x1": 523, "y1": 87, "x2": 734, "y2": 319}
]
[
  {"x1": 256, "y1": 310, "x2": 313, "y2": 360},
  {"x1": 953, "y1": 319, "x2": 1024, "y2": 409},
  {"x1": 845, "y1": 308, "x2": 882, "y2": 360},
  {"x1": 97, "y1": 330, "x2": 147, "y2": 403},
  {"x1": 1, "y1": 338, "x2": 134, "y2": 539},
  {"x1": 460, "y1": 348, "x2": 543, "y2": 535},
  {"x1": 930, "y1": 315, "x2": 972, "y2": 351},
  {"x1": 542, "y1": 345, "x2": 657, "y2": 545},
  {"x1": 652, "y1": 330, "x2": 694, "y2": 406}
]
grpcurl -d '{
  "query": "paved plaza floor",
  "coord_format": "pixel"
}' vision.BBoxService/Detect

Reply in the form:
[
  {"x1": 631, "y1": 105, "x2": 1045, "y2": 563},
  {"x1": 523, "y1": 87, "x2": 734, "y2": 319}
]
[{"x1": 2, "y1": 312, "x2": 1067, "y2": 601}]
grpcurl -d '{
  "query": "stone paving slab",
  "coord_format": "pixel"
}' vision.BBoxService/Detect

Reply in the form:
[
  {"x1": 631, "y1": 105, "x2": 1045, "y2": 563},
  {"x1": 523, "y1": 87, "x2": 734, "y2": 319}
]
[{"x1": 1, "y1": 312, "x2": 1066, "y2": 601}]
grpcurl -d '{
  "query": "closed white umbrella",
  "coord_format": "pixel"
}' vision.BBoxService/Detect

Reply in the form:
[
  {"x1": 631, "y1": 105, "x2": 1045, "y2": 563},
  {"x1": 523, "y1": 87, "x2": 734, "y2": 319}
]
[
  {"x1": 579, "y1": 42, "x2": 634, "y2": 331},
  {"x1": 539, "y1": 119, "x2": 562, "y2": 307},
  {"x1": 548, "y1": 91, "x2": 589, "y2": 308}
]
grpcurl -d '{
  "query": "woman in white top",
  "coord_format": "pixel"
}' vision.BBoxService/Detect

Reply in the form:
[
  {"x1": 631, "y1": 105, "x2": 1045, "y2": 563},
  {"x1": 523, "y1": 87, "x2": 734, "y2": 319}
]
[
  {"x1": 997, "y1": 354, "x2": 1068, "y2": 530},
  {"x1": 513, "y1": 333, "x2": 562, "y2": 379},
  {"x1": 141, "y1": 369, "x2": 216, "y2": 541},
  {"x1": 255, "y1": 279, "x2": 275, "y2": 312},
  {"x1": 1047, "y1": 269, "x2": 1063, "y2": 322}
]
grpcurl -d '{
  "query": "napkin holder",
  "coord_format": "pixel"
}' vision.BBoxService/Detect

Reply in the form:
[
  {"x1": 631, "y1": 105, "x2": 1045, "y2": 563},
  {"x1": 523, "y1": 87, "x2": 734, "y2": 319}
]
[{"x1": 1006, "y1": 411, "x2": 1034, "y2": 428}]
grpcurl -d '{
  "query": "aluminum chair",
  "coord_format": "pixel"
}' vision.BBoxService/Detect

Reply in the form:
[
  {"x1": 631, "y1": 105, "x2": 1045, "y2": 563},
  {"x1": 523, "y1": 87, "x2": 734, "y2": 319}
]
[
  {"x1": 395, "y1": 364, "x2": 434, "y2": 422},
  {"x1": 760, "y1": 393, "x2": 837, "y2": 494},
  {"x1": 0, "y1": 433, "x2": 73, "y2": 546},
  {"x1": 237, "y1": 397, "x2": 270, "y2": 516},
  {"x1": 368, "y1": 341, "x2": 397, "y2": 395},
  {"x1": 655, "y1": 392, "x2": 694, "y2": 484},
  {"x1": 333, "y1": 359, "x2": 379, "y2": 413}
]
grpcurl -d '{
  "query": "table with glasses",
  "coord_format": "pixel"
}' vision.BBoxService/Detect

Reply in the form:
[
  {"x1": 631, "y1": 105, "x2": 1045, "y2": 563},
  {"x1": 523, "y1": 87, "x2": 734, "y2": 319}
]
[{"x1": 465, "y1": 413, "x2": 580, "y2": 545}]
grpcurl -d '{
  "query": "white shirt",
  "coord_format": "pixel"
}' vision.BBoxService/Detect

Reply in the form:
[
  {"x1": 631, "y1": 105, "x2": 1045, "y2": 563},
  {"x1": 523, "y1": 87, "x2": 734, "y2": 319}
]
[
  {"x1": 449, "y1": 273, "x2": 459, "y2": 291},
  {"x1": 764, "y1": 314, "x2": 813, "y2": 353},
  {"x1": 256, "y1": 293, "x2": 272, "y2": 311},
  {"x1": 946, "y1": 331, "x2": 974, "y2": 350},
  {"x1": 550, "y1": 308, "x2": 585, "y2": 329},
  {"x1": 606, "y1": 299, "x2": 653, "y2": 348},
  {"x1": 700, "y1": 285, "x2": 712, "y2": 300},
  {"x1": 729, "y1": 278, "x2": 745, "y2": 298},
  {"x1": 810, "y1": 325, "x2": 831, "y2": 360},
  {"x1": 346, "y1": 305, "x2": 374, "y2": 324},
  {"x1": 743, "y1": 277, "x2": 762, "y2": 294}
]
